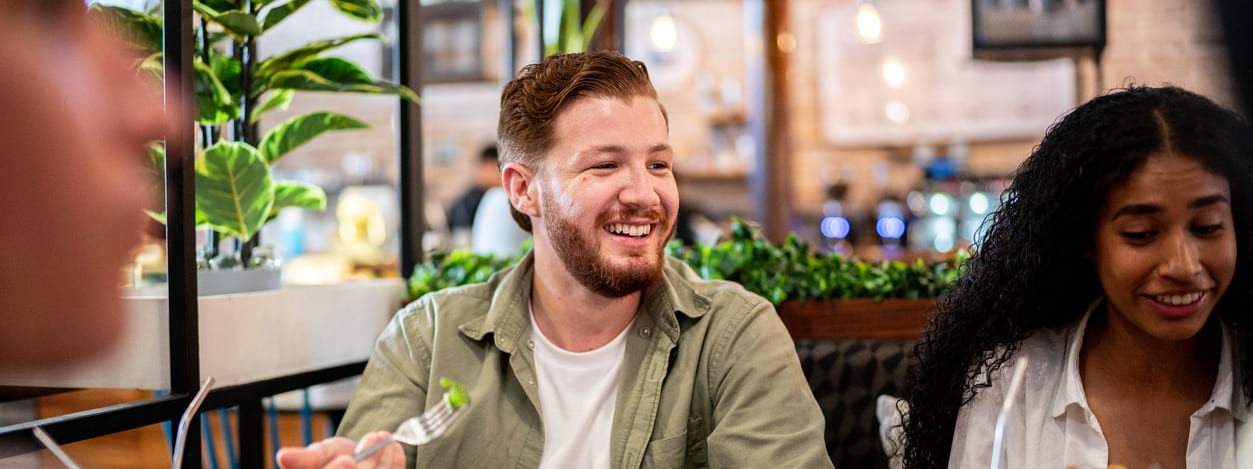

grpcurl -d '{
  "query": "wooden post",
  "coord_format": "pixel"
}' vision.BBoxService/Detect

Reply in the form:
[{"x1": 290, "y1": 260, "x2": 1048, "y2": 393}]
[{"x1": 744, "y1": 0, "x2": 792, "y2": 242}]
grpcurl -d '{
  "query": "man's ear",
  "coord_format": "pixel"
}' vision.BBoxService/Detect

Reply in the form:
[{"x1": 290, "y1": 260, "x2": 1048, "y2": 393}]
[{"x1": 502, "y1": 162, "x2": 540, "y2": 218}]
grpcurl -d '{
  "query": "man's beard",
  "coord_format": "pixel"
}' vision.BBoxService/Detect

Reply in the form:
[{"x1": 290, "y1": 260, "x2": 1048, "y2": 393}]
[{"x1": 542, "y1": 198, "x2": 671, "y2": 298}]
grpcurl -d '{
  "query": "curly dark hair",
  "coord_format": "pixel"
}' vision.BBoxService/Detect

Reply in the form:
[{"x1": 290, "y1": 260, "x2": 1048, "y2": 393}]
[{"x1": 901, "y1": 85, "x2": 1253, "y2": 469}]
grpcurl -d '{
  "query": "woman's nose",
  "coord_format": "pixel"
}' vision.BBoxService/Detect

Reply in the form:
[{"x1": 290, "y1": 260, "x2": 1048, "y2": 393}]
[{"x1": 1158, "y1": 232, "x2": 1204, "y2": 281}]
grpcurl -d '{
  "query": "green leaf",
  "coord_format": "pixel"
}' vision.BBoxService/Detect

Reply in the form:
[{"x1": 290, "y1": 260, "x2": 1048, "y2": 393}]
[
  {"x1": 193, "y1": 1, "x2": 263, "y2": 39},
  {"x1": 262, "y1": 0, "x2": 311, "y2": 31},
  {"x1": 195, "y1": 142, "x2": 274, "y2": 241},
  {"x1": 139, "y1": 53, "x2": 164, "y2": 82},
  {"x1": 258, "y1": 111, "x2": 369, "y2": 163},
  {"x1": 89, "y1": 4, "x2": 163, "y2": 54},
  {"x1": 263, "y1": 180, "x2": 326, "y2": 225},
  {"x1": 144, "y1": 142, "x2": 167, "y2": 209},
  {"x1": 147, "y1": 141, "x2": 165, "y2": 171},
  {"x1": 546, "y1": 0, "x2": 604, "y2": 55},
  {"x1": 580, "y1": 1, "x2": 608, "y2": 52},
  {"x1": 199, "y1": 0, "x2": 239, "y2": 12},
  {"x1": 251, "y1": 89, "x2": 295, "y2": 123},
  {"x1": 295, "y1": 57, "x2": 375, "y2": 84},
  {"x1": 271, "y1": 181, "x2": 327, "y2": 213},
  {"x1": 209, "y1": 49, "x2": 244, "y2": 102},
  {"x1": 146, "y1": 209, "x2": 212, "y2": 231},
  {"x1": 268, "y1": 69, "x2": 420, "y2": 103},
  {"x1": 255, "y1": 33, "x2": 381, "y2": 80},
  {"x1": 329, "y1": 0, "x2": 382, "y2": 22},
  {"x1": 194, "y1": 59, "x2": 238, "y2": 124}
]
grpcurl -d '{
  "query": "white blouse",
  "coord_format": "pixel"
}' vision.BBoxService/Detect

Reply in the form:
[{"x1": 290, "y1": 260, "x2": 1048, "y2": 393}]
[{"x1": 948, "y1": 304, "x2": 1249, "y2": 469}]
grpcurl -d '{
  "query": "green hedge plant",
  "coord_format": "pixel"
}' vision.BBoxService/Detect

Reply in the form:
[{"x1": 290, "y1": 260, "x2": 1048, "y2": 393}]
[{"x1": 409, "y1": 218, "x2": 962, "y2": 304}]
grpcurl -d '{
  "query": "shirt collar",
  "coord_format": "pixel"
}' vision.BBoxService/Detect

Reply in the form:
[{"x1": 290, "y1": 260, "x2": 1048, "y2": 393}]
[{"x1": 1050, "y1": 298, "x2": 1246, "y2": 421}]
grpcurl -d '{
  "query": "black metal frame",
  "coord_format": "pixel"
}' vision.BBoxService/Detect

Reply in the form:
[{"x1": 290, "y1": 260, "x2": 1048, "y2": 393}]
[{"x1": 0, "y1": 1, "x2": 424, "y2": 466}]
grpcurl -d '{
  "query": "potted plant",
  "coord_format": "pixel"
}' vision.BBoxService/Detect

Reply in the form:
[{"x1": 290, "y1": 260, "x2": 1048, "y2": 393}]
[{"x1": 93, "y1": 0, "x2": 418, "y2": 294}]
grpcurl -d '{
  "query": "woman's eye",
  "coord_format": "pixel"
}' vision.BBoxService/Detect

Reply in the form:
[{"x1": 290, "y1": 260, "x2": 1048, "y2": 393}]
[
  {"x1": 1193, "y1": 224, "x2": 1225, "y2": 236},
  {"x1": 649, "y1": 162, "x2": 670, "y2": 170},
  {"x1": 1119, "y1": 231, "x2": 1154, "y2": 242}
]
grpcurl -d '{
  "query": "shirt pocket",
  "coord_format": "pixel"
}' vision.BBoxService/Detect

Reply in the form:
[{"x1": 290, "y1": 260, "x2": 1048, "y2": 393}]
[{"x1": 641, "y1": 432, "x2": 688, "y2": 469}]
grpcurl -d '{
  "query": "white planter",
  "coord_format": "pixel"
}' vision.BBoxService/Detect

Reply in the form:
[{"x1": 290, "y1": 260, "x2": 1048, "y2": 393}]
[
  {"x1": 197, "y1": 269, "x2": 282, "y2": 296},
  {"x1": 0, "y1": 279, "x2": 407, "y2": 389}
]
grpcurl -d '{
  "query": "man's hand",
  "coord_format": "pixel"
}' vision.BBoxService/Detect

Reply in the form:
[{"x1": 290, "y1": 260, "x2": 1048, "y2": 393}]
[{"x1": 276, "y1": 432, "x2": 404, "y2": 469}]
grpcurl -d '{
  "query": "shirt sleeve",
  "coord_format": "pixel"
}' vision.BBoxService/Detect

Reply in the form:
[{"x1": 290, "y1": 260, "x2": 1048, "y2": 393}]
[
  {"x1": 704, "y1": 299, "x2": 836, "y2": 468},
  {"x1": 337, "y1": 303, "x2": 434, "y2": 466}
]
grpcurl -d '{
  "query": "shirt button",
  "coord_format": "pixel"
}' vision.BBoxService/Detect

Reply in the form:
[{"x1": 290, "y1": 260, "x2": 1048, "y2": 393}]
[
  {"x1": 529, "y1": 379, "x2": 535, "y2": 385},
  {"x1": 527, "y1": 340, "x2": 535, "y2": 350},
  {"x1": 639, "y1": 327, "x2": 652, "y2": 338}
]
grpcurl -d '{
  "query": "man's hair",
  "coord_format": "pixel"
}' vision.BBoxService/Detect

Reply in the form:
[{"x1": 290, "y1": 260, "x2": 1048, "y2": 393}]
[
  {"x1": 496, "y1": 50, "x2": 665, "y2": 232},
  {"x1": 902, "y1": 85, "x2": 1253, "y2": 468}
]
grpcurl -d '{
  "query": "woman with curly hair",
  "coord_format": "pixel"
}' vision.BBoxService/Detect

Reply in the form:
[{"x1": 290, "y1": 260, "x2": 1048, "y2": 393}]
[{"x1": 899, "y1": 86, "x2": 1253, "y2": 469}]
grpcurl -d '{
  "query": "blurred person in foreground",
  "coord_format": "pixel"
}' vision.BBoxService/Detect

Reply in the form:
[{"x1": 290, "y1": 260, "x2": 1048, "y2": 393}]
[
  {"x1": 0, "y1": 0, "x2": 171, "y2": 368},
  {"x1": 278, "y1": 51, "x2": 832, "y2": 468},
  {"x1": 896, "y1": 86, "x2": 1253, "y2": 468}
]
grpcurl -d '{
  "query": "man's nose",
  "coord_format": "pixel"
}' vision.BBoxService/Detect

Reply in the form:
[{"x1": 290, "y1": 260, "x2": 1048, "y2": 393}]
[{"x1": 618, "y1": 166, "x2": 660, "y2": 208}]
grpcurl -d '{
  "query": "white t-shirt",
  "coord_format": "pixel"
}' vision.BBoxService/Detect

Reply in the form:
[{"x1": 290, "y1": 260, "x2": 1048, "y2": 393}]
[
  {"x1": 949, "y1": 301, "x2": 1250, "y2": 469},
  {"x1": 530, "y1": 309, "x2": 630, "y2": 469}
]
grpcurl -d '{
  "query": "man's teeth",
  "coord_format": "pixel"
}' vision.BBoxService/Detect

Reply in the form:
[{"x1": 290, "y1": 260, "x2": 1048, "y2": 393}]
[
  {"x1": 1153, "y1": 292, "x2": 1203, "y2": 306},
  {"x1": 607, "y1": 223, "x2": 651, "y2": 237}
]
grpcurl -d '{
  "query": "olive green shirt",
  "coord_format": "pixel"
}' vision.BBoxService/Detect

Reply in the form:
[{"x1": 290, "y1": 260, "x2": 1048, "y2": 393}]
[{"x1": 338, "y1": 253, "x2": 833, "y2": 469}]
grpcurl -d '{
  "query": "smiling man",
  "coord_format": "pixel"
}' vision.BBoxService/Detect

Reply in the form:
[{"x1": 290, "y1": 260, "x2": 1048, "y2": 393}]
[{"x1": 278, "y1": 51, "x2": 832, "y2": 469}]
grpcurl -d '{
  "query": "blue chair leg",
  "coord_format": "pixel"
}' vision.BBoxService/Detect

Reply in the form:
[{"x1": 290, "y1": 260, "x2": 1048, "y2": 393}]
[
  {"x1": 301, "y1": 389, "x2": 313, "y2": 445},
  {"x1": 219, "y1": 407, "x2": 239, "y2": 469},
  {"x1": 201, "y1": 412, "x2": 219, "y2": 469},
  {"x1": 156, "y1": 390, "x2": 174, "y2": 452},
  {"x1": 266, "y1": 397, "x2": 281, "y2": 457}
]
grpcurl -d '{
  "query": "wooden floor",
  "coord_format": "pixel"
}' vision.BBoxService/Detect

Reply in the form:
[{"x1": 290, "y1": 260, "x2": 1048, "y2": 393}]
[{"x1": 6, "y1": 389, "x2": 338, "y2": 469}]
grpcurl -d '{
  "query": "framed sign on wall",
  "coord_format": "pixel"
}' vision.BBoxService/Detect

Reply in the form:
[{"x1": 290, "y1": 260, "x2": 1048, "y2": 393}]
[
  {"x1": 972, "y1": 0, "x2": 1106, "y2": 51},
  {"x1": 423, "y1": 1, "x2": 491, "y2": 83}
]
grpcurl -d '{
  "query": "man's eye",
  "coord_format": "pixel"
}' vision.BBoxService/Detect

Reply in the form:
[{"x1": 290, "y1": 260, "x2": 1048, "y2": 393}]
[{"x1": 649, "y1": 162, "x2": 670, "y2": 170}]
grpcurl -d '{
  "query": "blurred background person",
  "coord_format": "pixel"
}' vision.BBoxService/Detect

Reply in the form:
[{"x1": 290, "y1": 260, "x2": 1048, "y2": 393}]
[
  {"x1": 470, "y1": 184, "x2": 531, "y2": 257},
  {"x1": 446, "y1": 144, "x2": 502, "y2": 249},
  {"x1": 0, "y1": 0, "x2": 174, "y2": 368}
]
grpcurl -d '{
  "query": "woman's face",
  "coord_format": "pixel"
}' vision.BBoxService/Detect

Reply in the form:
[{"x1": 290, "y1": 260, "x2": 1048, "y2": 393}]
[{"x1": 1092, "y1": 153, "x2": 1237, "y2": 343}]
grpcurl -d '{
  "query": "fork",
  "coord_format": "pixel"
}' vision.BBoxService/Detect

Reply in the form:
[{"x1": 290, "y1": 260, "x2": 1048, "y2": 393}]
[{"x1": 352, "y1": 394, "x2": 467, "y2": 461}]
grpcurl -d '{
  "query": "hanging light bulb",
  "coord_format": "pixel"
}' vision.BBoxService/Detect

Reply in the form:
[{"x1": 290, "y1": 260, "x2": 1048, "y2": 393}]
[
  {"x1": 649, "y1": 12, "x2": 678, "y2": 53},
  {"x1": 857, "y1": 2, "x2": 882, "y2": 44},
  {"x1": 882, "y1": 59, "x2": 905, "y2": 88}
]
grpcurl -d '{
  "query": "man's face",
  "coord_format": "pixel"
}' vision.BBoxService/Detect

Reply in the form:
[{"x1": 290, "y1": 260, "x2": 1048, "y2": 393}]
[
  {"x1": 533, "y1": 95, "x2": 678, "y2": 298},
  {"x1": 0, "y1": 1, "x2": 168, "y2": 367}
]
